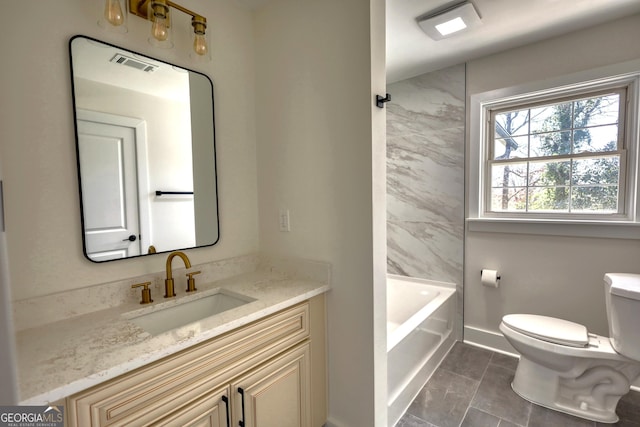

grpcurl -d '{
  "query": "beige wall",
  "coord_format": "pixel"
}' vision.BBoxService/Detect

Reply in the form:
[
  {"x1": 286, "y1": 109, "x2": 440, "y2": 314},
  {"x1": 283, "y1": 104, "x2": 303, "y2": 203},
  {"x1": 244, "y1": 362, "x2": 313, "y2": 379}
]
[
  {"x1": 253, "y1": 1, "x2": 386, "y2": 425},
  {"x1": 465, "y1": 14, "x2": 640, "y2": 343},
  {"x1": 0, "y1": 0, "x2": 259, "y2": 301}
]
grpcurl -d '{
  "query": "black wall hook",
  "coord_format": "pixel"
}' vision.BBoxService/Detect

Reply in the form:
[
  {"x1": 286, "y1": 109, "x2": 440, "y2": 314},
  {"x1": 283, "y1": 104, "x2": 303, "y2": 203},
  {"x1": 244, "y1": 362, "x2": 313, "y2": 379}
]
[{"x1": 376, "y1": 93, "x2": 391, "y2": 108}]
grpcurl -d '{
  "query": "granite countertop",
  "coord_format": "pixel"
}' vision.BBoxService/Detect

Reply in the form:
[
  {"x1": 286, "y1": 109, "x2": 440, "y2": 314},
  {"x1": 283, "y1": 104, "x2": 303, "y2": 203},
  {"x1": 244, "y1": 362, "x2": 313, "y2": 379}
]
[{"x1": 16, "y1": 269, "x2": 329, "y2": 405}]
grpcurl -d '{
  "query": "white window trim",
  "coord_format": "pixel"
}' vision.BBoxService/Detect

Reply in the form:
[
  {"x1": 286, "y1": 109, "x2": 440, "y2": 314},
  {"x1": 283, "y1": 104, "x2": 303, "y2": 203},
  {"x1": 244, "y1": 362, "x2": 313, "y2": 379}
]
[{"x1": 468, "y1": 59, "x2": 640, "y2": 239}]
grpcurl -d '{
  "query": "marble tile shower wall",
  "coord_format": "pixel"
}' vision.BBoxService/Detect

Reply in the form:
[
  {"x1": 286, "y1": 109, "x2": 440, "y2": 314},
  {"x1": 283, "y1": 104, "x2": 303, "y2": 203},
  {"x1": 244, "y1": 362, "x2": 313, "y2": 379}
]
[{"x1": 386, "y1": 63, "x2": 465, "y2": 287}]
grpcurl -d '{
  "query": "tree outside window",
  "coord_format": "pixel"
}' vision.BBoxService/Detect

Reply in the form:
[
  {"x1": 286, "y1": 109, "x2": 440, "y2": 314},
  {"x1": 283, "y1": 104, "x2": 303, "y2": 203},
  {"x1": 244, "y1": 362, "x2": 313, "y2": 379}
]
[{"x1": 489, "y1": 90, "x2": 624, "y2": 215}]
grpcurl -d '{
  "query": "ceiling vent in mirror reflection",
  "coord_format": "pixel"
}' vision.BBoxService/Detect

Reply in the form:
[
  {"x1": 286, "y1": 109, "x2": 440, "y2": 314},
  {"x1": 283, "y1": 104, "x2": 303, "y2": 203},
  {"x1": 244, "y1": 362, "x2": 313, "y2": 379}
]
[
  {"x1": 110, "y1": 53, "x2": 158, "y2": 73},
  {"x1": 69, "y1": 35, "x2": 220, "y2": 263}
]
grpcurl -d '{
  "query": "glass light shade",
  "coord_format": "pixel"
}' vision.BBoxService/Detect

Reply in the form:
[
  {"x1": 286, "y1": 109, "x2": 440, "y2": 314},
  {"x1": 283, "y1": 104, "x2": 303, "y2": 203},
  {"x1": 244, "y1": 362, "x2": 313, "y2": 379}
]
[
  {"x1": 152, "y1": 17, "x2": 170, "y2": 41},
  {"x1": 148, "y1": 0, "x2": 173, "y2": 49},
  {"x1": 98, "y1": 0, "x2": 127, "y2": 33},
  {"x1": 193, "y1": 33, "x2": 207, "y2": 55},
  {"x1": 190, "y1": 17, "x2": 211, "y2": 61}
]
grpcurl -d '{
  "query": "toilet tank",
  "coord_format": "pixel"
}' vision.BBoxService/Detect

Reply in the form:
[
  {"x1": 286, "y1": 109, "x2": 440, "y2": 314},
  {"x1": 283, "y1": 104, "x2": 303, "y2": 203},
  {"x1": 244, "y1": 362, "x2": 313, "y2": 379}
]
[{"x1": 605, "y1": 273, "x2": 640, "y2": 361}]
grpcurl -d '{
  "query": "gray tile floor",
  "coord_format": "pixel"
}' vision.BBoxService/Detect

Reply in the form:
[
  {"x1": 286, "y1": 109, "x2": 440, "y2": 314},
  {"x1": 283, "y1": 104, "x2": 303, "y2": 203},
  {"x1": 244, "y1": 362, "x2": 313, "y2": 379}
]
[{"x1": 396, "y1": 342, "x2": 640, "y2": 427}]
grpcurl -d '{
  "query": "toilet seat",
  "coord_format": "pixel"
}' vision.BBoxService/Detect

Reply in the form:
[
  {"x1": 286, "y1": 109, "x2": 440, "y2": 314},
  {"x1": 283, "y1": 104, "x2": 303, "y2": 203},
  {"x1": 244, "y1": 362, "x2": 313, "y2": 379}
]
[
  {"x1": 502, "y1": 314, "x2": 588, "y2": 347},
  {"x1": 500, "y1": 319, "x2": 628, "y2": 360}
]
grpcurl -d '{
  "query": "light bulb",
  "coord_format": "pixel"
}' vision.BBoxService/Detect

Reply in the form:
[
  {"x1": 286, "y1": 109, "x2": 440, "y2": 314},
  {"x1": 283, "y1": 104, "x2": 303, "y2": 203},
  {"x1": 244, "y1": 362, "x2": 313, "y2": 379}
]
[
  {"x1": 152, "y1": 18, "x2": 169, "y2": 41},
  {"x1": 104, "y1": 0, "x2": 124, "y2": 26},
  {"x1": 149, "y1": 1, "x2": 170, "y2": 43},
  {"x1": 193, "y1": 33, "x2": 208, "y2": 56}
]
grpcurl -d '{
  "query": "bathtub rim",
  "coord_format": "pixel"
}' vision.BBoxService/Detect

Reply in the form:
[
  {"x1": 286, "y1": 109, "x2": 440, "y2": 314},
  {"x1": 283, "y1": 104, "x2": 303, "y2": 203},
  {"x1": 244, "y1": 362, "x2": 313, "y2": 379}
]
[{"x1": 387, "y1": 274, "x2": 456, "y2": 352}]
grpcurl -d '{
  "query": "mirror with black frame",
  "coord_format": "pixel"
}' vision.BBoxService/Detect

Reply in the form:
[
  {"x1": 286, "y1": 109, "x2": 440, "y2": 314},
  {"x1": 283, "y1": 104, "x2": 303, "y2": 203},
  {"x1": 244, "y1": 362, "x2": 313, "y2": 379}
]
[{"x1": 69, "y1": 35, "x2": 219, "y2": 262}]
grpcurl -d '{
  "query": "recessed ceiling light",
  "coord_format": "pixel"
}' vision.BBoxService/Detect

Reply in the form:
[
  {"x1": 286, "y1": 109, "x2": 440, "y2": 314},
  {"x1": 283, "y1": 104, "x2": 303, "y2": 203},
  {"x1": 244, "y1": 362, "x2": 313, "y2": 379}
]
[
  {"x1": 435, "y1": 17, "x2": 467, "y2": 36},
  {"x1": 417, "y1": 2, "x2": 481, "y2": 41}
]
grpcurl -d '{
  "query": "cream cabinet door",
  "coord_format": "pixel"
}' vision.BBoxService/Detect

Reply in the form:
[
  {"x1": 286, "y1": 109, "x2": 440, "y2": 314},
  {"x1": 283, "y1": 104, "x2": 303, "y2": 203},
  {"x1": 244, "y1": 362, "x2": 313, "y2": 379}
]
[
  {"x1": 231, "y1": 343, "x2": 310, "y2": 427},
  {"x1": 154, "y1": 385, "x2": 231, "y2": 427}
]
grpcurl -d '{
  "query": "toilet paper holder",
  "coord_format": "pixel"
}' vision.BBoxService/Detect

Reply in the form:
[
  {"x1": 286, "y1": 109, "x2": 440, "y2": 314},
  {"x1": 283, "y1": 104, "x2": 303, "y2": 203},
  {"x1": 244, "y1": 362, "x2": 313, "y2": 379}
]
[
  {"x1": 480, "y1": 269, "x2": 501, "y2": 287},
  {"x1": 480, "y1": 269, "x2": 501, "y2": 280}
]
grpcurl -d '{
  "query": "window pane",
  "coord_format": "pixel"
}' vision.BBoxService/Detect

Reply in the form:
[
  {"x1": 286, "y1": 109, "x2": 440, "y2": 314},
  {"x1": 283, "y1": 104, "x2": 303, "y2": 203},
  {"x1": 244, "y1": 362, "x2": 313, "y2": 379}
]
[
  {"x1": 493, "y1": 136, "x2": 528, "y2": 159},
  {"x1": 530, "y1": 102, "x2": 572, "y2": 134},
  {"x1": 491, "y1": 187, "x2": 527, "y2": 211},
  {"x1": 571, "y1": 186, "x2": 618, "y2": 212},
  {"x1": 491, "y1": 163, "x2": 527, "y2": 187},
  {"x1": 528, "y1": 186, "x2": 569, "y2": 211},
  {"x1": 571, "y1": 156, "x2": 619, "y2": 185},
  {"x1": 529, "y1": 160, "x2": 571, "y2": 186},
  {"x1": 486, "y1": 86, "x2": 626, "y2": 218},
  {"x1": 530, "y1": 131, "x2": 572, "y2": 157},
  {"x1": 573, "y1": 124, "x2": 619, "y2": 153},
  {"x1": 495, "y1": 110, "x2": 529, "y2": 137},
  {"x1": 573, "y1": 94, "x2": 619, "y2": 128}
]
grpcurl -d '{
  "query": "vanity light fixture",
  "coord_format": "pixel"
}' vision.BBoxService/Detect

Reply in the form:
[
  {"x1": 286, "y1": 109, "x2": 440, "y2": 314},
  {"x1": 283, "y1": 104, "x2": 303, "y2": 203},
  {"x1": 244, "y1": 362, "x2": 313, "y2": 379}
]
[
  {"x1": 417, "y1": 1, "x2": 481, "y2": 40},
  {"x1": 99, "y1": 0, "x2": 209, "y2": 57},
  {"x1": 130, "y1": 0, "x2": 208, "y2": 56}
]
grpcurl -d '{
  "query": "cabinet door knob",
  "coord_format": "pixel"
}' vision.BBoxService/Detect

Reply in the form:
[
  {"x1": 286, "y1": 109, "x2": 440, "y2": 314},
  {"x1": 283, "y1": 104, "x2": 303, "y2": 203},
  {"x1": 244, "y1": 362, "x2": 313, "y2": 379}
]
[{"x1": 238, "y1": 387, "x2": 246, "y2": 427}]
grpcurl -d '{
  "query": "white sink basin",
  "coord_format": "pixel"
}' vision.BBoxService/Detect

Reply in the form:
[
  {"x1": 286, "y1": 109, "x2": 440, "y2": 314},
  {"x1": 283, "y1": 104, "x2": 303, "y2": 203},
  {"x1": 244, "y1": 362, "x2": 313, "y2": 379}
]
[{"x1": 127, "y1": 290, "x2": 255, "y2": 336}]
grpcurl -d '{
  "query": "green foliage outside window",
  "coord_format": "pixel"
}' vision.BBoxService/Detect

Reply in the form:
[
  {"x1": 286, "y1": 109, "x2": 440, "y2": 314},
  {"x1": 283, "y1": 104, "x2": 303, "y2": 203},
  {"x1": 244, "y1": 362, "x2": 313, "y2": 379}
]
[{"x1": 490, "y1": 91, "x2": 622, "y2": 214}]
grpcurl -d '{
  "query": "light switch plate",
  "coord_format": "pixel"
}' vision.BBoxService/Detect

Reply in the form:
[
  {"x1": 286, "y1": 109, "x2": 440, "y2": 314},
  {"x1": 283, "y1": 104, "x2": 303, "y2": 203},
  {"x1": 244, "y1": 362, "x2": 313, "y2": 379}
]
[{"x1": 279, "y1": 209, "x2": 290, "y2": 232}]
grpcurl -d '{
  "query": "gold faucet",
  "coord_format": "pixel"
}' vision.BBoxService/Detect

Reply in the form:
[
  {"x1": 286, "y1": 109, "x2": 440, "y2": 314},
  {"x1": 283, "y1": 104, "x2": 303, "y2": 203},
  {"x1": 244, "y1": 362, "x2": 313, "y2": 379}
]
[{"x1": 164, "y1": 251, "x2": 191, "y2": 298}]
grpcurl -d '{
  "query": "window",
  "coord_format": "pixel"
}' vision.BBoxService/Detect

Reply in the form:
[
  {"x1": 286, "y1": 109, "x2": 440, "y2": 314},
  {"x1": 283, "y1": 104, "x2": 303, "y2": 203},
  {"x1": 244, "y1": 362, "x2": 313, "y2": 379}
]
[
  {"x1": 488, "y1": 89, "x2": 626, "y2": 217},
  {"x1": 468, "y1": 62, "x2": 640, "y2": 238}
]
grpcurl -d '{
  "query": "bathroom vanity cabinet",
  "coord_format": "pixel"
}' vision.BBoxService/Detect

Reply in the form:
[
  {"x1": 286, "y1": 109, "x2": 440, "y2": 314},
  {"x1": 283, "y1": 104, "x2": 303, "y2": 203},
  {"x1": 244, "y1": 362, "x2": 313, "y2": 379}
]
[{"x1": 66, "y1": 296, "x2": 326, "y2": 427}]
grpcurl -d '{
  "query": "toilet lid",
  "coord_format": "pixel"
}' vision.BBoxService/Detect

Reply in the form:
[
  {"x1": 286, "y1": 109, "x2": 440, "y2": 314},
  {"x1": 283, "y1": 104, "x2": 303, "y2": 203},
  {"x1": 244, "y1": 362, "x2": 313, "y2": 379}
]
[
  {"x1": 606, "y1": 273, "x2": 640, "y2": 301},
  {"x1": 503, "y1": 314, "x2": 589, "y2": 347}
]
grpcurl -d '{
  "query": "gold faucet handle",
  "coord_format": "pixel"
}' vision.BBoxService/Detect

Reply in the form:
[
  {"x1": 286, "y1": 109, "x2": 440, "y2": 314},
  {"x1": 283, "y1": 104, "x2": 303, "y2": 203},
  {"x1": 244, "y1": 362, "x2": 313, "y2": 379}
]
[
  {"x1": 132, "y1": 281, "x2": 154, "y2": 304},
  {"x1": 186, "y1": 271, "x2": 201, "y2": 293}
]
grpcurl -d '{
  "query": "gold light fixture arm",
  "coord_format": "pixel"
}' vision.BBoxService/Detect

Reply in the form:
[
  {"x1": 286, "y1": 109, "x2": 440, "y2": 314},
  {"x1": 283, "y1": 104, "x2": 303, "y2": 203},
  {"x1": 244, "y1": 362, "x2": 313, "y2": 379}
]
[
  {"x1": 129, "y1": 0, "x2": 208, "y2": 55},
  {"x1": 129, "y1": 0, "x2": 206, "y2": 26}
]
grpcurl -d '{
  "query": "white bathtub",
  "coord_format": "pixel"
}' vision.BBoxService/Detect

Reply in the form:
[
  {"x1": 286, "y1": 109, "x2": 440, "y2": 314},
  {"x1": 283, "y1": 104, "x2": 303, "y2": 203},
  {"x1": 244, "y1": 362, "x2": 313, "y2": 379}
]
[{"x1": 387, "y1": 275, "x2": 456, "y2": 426}]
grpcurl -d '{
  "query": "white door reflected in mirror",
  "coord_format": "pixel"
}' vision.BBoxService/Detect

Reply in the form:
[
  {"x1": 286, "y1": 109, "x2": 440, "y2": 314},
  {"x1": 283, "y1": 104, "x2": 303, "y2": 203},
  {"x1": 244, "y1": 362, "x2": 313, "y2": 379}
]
[{"x1": 78, "y1": 118, "x2": 142, "y2": 261}]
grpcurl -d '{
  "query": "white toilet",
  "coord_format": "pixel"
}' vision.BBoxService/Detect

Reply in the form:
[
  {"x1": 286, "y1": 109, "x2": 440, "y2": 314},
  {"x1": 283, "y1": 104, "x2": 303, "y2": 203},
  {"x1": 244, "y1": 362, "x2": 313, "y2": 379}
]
[{"x1": 499, "y1": 273, "x2": 640, "y2": 423}]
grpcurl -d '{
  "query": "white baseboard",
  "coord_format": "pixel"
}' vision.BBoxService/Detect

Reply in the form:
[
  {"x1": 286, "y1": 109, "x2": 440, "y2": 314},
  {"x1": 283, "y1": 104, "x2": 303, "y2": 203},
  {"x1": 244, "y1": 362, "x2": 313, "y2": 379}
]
[{"x1": 463, "y1": 325, "x2": 517, "y2": 356}]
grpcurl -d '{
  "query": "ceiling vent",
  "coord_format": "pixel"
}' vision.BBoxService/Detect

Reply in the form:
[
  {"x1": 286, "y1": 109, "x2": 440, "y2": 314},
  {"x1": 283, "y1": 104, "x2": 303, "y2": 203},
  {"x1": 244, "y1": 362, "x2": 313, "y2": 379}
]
[
  {"x1": 109, "y1": 53, "x2": 158, "y2": 73},
  {"x1": 417, "y1": 2, "x2": 481, "y2": 40}
]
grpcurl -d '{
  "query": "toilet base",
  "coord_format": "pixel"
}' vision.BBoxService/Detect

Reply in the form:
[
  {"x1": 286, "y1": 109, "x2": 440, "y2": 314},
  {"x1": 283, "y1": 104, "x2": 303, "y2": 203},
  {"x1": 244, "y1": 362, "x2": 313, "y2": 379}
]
[{"x1": 512, "y1": 356, "x2": 627, "y2": 424}]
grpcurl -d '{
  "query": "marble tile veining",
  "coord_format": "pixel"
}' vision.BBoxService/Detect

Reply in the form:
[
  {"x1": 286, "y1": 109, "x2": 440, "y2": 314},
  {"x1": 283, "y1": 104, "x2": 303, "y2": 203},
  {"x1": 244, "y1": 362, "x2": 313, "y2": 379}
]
[
  {"x1": 387, "y1": 221, "x2": 463, "y2": 285},
  {"x1": 387, "y1": 65, "x2": 466, "y2": 137},
  {"x1": 387, "y1": 130, "x2": 464, "y2": 223},
  {"x1": 386, "y1": 64, "x2": 465, "y2": 288}
]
